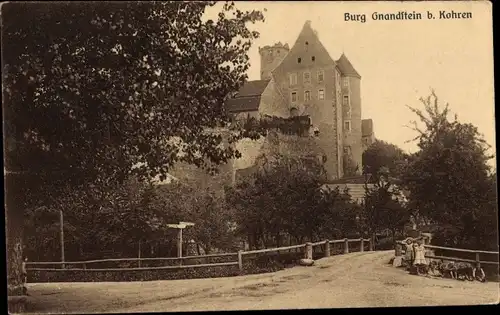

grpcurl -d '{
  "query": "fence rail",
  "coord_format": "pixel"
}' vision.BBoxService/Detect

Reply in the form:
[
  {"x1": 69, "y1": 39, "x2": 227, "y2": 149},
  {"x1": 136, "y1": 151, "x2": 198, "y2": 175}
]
[
  {"x1": 27, "y1": 262, "x2": 239, "y2": 272},
  {"x1": 26, "y1": 252, "x2": 237, "y2": 266},
  {"x1": 26, "y1": 237, "x2": 373, "y2": 276},
  {"x1": 395, "y1": 240, "x2": 499, "y2": 268}
]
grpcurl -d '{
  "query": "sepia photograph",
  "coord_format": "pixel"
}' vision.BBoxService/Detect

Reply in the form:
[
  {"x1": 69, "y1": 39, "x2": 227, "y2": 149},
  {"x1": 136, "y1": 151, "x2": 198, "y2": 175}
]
[{"x1": 2, "y1": 0, "x2": 498, "y2": 313}]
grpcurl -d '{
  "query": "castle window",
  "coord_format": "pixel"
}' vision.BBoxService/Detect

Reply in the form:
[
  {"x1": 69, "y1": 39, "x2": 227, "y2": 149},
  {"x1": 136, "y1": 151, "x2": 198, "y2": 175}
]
[
  {"x1": 318, "y1": 89, "x2": 325, "y2": 100},
  {"x1": 343, "y1": 95, "x2": 349, "y2": 106},
  {"x1": 305, "y1": 41, "x2": 309, "y2": 45},
  {"x1": 303, "y1": 71, "x2": 311, "y2": 84},
  {"x1": 291, "y1": 92, "x2": 297, "y2": 102},
  {"x1": 343, "y1": 95, "x2": 351, "y2": 117},
  {"x1": 298, "y1": 57, "x2": 302, "y2": 63},
  {"x1": 312, "y1": 56, "x2": 315, "y2": 61},
  {"x1": 343, "y1": 77, "x2": 349, "y2": 87},
  {"x1": 318, "y1": 70, "x2": 324, "y2": 83},
  {"x1": 344, "y1": 121, "x2": 351, "y2": 132},
  {"x1": 289, "y1": 73, "x2": 297, "y2": 86},
  {"x1": 304, "y1": 90, "x2": 311, "y2": 101}
]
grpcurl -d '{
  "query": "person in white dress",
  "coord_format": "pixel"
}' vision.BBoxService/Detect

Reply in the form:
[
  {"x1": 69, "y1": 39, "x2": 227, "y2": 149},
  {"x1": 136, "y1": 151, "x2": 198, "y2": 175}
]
[{"x1": 413, "y1": 239, "x2": 428, "y2": 275}]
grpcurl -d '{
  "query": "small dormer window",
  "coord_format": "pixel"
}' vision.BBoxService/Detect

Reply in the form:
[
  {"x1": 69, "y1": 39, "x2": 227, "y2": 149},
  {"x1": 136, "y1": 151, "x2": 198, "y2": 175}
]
[{"x1": 298, "y1": 57, "x2": 302, "y2": 63}]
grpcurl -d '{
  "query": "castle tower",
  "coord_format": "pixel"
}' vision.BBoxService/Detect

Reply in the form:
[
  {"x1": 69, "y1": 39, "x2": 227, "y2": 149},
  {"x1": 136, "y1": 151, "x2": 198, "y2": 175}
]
[
  {"x1": 269, "y1": 20, "x2": 342, "y2": 180},
  {"x1": 259, "y1": 42, "x2": 290, "y2": 80},
  {"x1": 336, "y1": 53, "x2": 362, "y2": 175}
]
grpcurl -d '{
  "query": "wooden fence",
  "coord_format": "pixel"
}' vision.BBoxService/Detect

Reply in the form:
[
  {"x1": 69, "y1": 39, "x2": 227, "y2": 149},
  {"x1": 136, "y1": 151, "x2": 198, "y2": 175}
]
[
  {"x1": 395, "y1": 241, "x2": 499, "y2": 269},
  {"x1": 25, "y1": 237, "x2": 372, "y2": 277}
]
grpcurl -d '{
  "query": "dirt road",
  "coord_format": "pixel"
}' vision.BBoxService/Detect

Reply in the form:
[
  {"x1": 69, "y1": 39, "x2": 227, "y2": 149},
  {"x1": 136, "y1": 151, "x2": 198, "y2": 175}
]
[{"x1": 25, "y1": 251, "x2": 499, "y2": 313}]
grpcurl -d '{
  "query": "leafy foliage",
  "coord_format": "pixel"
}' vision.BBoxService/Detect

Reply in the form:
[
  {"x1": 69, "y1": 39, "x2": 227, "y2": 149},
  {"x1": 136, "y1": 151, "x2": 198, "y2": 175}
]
[
  {"x1": 23, "y1": 178, "x2": 239, "y2": 261},
  {"x1": 361, "y1": 178, "x2": 410, "y2": 243},
  {"x1": 362, "y1": 140, "x2": 407, "y2": 179},
  {"x1": 402, "y1": 91, "x2": 497, "y2": 250},
  {"x1": 3, "y1": 1, "x2": 264, "y2": 189},
  {"x1": 4, "y1": 1, "x2": 264, "y2": 284},
  {"x1": 226, "y1": 153, "x2": 361, "y2": 249}
]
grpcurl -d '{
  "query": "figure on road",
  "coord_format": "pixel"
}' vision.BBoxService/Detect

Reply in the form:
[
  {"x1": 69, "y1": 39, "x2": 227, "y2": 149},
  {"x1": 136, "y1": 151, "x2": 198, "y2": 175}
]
[
  {"x1": 413, "y1": 239, "x2": 428, "y2": 275},
  {"x1": 403, "y1": 238, "x2": 414, "y2": 270}
]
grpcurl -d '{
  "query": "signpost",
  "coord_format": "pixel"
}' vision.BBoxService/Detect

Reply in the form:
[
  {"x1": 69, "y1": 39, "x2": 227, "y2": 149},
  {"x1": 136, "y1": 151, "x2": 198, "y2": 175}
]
[
  {"x1": 167, "y1": 222, "x2": 195, "y2": 260},
  {"x1": 60, "y1": 210, "x2": 65, "y2": 269}
]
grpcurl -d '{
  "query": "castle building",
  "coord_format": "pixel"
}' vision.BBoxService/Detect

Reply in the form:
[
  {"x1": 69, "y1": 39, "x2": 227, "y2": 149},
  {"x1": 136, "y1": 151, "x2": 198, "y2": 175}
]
[
  {"x1": 361, "y1": 118, "x2": 375, "y2": 151},
  {"x1": 226, "y1": 21, "x2": 375, "y2": 181}
]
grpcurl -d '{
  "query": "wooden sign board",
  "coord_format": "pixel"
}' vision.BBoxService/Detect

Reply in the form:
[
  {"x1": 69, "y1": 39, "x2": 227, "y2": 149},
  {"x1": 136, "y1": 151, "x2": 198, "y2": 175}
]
[{"x1": 167, "y1": 224, "x2": 185, "y2": 229}]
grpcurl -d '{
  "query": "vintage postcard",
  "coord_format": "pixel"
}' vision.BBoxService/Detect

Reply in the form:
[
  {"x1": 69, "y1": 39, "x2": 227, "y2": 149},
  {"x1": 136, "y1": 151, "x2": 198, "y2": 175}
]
[{"x1": 3, "y1": 0, "x2": 498, "y2": 313}]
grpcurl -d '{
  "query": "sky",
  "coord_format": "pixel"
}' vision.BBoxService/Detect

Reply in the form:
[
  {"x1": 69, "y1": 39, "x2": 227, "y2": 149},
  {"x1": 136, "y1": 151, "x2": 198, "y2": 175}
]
[{"x1": 206, "y1": 1, "x2": 496, "y2": 165}]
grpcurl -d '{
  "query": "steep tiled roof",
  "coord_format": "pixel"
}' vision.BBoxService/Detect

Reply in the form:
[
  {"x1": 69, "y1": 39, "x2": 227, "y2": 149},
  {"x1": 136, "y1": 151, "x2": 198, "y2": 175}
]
[
  {"x1": 336, "y1": 53, "x2": 361, "y2": 78},
  {"x1": 273, "y1": 21, "x2": 335, "y2": 73},
  {"x1": 236, "y1": 80, "x2": 270, "y2": 97},
  {"x1": 225, "y1": 80, "x2": 270, "y2": 113},
  {"x1": 226, "y1": 96, "x2": 262, "y2": 113},
  {"x1": 362, "y1": 119, "x2": 373, "y2": 137}
]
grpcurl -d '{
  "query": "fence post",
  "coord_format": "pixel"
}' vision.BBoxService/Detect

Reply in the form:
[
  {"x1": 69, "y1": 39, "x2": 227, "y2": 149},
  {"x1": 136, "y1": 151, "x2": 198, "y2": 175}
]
[
  {"x1": 305, "y1": 242, "x2": 313, "y2": 260},
  {"x1": 22, "y1": 258, "x2": 27, "y2": 287},
  {"x1": 344, "y1": 238, "x2": 349, "y2": 254},
  {"x1": 369, "y1": 238, "x2": 373, "y2": 251},
  {"x1": 324, "y1": 240, "x2": 330, "y2": 257},
  {"x1": 238, "y1": 250, "x2": 243, "y2": 272},
  {"x1": 360, "y1": 238, "x2": 364, "y2": 252},
  {"x1": 475, "y1": 252, "x2": 481, "y2": 269}
]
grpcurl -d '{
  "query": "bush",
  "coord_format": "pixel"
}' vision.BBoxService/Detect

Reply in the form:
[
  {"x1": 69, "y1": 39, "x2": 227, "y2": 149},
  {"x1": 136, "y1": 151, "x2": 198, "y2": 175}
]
[{"x1": 28, "y1": 265, "x2": 241, "y2": 283}]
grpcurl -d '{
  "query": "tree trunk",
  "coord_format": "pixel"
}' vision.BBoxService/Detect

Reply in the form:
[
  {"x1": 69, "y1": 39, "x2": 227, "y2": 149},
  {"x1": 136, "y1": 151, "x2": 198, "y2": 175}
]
[{"x1": 5, "y1": 174, "x2": 25, "y2": 296}]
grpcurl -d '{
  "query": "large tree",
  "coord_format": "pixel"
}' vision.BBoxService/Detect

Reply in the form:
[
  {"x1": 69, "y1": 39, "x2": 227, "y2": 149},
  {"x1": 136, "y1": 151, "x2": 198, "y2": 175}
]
[
  {"x1": 402, "y1": 91, "x2": 497, "y2": 250},
  {"x1": 362, "y1": 140, "x2": 407, "y2": 179},
  {"x1": 227, "y1": 153, "x2": 358, "y2": 249},
  {"x1": 2, "y1": 1, "x2": 264, "y2": 292},
  {"x1": 361, "y1": 179, "x2": 410, "y2": 246}
]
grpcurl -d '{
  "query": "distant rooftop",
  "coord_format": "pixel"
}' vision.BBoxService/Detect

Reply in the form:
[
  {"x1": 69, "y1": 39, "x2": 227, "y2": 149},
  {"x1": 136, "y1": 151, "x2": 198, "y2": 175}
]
[
  {"x1": 362, "y1": 119, "x2": 374, "y2": 137},
  {"x1": 225, "y1": 80, "x2": 270, "y2": 113},
  {"x1": 336, "y1": 53, "x2": 361, "y2": 78}
]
